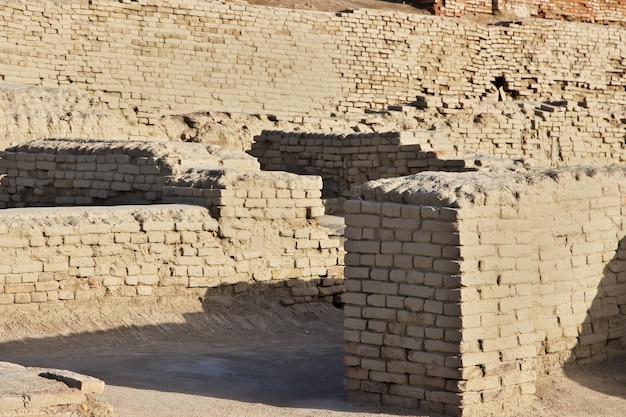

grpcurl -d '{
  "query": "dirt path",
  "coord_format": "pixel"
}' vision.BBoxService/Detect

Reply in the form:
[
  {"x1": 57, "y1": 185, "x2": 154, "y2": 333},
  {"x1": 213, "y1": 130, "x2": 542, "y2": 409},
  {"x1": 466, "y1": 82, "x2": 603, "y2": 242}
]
[{"x1": 0, "y1": 297, "x2": 624, "y2": 417}]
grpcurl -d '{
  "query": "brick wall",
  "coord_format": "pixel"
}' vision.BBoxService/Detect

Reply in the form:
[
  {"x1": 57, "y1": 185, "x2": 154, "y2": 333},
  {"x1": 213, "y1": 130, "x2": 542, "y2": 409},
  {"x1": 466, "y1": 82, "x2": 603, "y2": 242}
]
[
  {"x1": 249, "y1": 101, "x2": 626, "y2": 207},
  {"x1": 509, "y1": 0, "x2": 626, "y2": 24},
  {"x1": 0, "y1": 139, "x2": 344, "y2": 309},
  {"x1": 437, "y1": 1, "x2": 626, "y2": 24},
  {"x1": 343, "y1": 196, "x2": 464, "y2": 414},
  {"x1": 343, "y1": 167, "x2": 626, "y2": 416},
  {"x1": 0, "y1": 139, "x2": 262, "y2": 207},
  {"x1": 0, "y1": 205, "x2": 224, "y2": 305},
  {"x1": 435, "y1": 0, "x2": 494, "y2": 16},
  {"x1": 1, "y1": 2, "x2": 625, "y2": 123},
  {"x1": 249, "y1": 131, "x2": 469, "y2": 200}
]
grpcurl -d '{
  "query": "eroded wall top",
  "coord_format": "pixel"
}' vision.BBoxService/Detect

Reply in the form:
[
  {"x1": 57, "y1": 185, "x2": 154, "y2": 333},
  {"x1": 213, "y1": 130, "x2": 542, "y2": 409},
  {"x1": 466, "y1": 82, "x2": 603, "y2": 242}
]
[
  {"x1": 438, "y1": 0, "x2": 626, "y2": 24},
  {"x1": 350, "y1": 165, "x2": 626, "y2": 210}
]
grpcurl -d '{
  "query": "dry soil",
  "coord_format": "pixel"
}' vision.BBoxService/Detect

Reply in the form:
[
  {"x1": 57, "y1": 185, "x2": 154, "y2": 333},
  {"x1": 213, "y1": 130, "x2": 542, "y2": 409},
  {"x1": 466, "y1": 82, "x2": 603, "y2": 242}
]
[{"x1": 0, "y1": 291, "x2": 624, "y2": 417}]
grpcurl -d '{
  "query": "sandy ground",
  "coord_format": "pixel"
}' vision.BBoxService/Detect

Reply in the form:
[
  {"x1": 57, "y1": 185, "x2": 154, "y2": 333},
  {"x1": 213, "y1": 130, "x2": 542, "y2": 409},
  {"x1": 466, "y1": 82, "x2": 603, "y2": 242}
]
[{"x1": 0, "y1": 292, "x2": 624, "y2": 417}]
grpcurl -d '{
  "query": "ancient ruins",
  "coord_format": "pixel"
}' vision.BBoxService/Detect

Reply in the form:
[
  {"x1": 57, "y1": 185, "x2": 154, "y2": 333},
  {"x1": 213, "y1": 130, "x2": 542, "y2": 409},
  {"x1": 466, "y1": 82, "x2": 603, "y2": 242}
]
[{"x1": 0, "y1": 0, "x2": 624, "y2": 416}]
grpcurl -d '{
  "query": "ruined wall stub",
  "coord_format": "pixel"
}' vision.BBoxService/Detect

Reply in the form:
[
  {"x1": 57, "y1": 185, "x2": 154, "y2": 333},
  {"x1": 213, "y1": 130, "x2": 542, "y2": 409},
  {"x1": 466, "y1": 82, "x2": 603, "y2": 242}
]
[
  {"x1": 343, "y1": 167, "x2": 626, "y2": 416},
  {"x1": 249, "y1": 130, "x2": 468, "y2": 201}
]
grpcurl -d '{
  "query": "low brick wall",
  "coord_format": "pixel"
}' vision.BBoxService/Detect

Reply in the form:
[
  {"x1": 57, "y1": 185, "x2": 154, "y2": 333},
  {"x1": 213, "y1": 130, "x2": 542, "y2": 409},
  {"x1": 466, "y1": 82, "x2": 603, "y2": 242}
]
[
  {"x1": 0, "y1": 205, "x2": 343, "y2": 308},
  {"x1": 249, "y1": 101, "x2": 626, "y2": 206},
  {"x1": 0, "y1": 139, "x2": 344, "y2": 310},
  {"x1": 343, "y1": 166, "x2": 626, "y2": 416},
  {"x1": 0, "y1": 139, "x2": 260, "y2": 208},
  {"x1": 249, "y1": 131, "x2": 469, "y2": 199},
  {"x1": 0, "y1": 205, "x2": 223, "y2": 305}
]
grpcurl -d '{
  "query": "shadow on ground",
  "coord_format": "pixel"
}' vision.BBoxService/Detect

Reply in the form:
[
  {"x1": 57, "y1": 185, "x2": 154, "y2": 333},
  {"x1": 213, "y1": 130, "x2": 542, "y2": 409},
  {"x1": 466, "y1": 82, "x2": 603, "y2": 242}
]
[{"x1": 0, "y1": 286, "x2": 423, "y2": 416}]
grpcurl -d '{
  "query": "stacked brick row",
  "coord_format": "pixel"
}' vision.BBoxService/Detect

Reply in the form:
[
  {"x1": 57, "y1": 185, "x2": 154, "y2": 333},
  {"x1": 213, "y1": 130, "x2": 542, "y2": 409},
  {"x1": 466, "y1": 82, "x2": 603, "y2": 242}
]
[
  {"x1": 0, "y1": 139, "x2": 258, "y2": 208},
  {"x1": 1, "y1": 2, "x2": 625, "y2": 120},
  {"x1": 344, "y1": 167, "x2": 626, "y2": 416},
  {"x1": 0, "y1": 206, "x2": 225, "y2": 305},
  {"x1": 0, "y1": 139, "x2": 344, "y2": 308},
  {"x1": 0, "y1": 151, "x2": 167, "y2": 208},
  {"x1": 435, "y1": 0, "x2": 494, "y2": 17},
  {"x1": 161, "y1": 170, "x2": 342, "y2": 290},
  {"x1": 163, "y1": 169, "x2": 326, "y2": 221},
  {"x1": 249, "y1": 131, "x2": 471, "y2": 200}
]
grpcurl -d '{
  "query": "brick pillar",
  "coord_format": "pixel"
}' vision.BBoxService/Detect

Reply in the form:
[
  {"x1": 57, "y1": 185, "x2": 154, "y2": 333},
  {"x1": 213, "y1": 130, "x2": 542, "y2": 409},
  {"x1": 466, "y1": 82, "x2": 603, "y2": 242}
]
[{"x1": 343, "y1": 198, "x2": 464, "y2": 415}]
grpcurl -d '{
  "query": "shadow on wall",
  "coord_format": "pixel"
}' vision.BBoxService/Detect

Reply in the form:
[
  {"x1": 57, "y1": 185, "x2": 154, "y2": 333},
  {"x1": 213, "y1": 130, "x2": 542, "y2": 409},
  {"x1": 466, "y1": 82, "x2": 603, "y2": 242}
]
[
  {"x1": 563, "y1": 235, "x2": 626, "y2": 399},
  {"x1": 0, "y1": 283, "x2": 420, "y2": 415}
]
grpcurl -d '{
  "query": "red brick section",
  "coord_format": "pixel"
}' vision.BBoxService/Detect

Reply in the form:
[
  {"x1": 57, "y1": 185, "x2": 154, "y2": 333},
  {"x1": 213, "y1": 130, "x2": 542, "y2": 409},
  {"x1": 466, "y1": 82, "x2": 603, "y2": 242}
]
[{"x1": 435, "y1": 0, "x2": 626, "y2": 25}]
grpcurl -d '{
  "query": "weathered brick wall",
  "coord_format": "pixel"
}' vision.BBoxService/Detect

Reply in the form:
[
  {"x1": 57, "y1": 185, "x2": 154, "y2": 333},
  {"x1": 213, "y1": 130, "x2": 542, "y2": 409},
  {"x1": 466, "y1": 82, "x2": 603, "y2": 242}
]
[
  {"x1": 0, "y1": 205, "x2": 224, "y2": 305},
  {"x1": 509, "y1": 0, "x2": 626, "y2": 23},
  {"x1": 0, "y1": 139, "x2": 260, "y2": 207},
  {"x1": 1, "y1": 1, "x2": 625, "y2": 123},
  {"x1": 249, "y1": 101, "x2": 626, "y2": 205},
  {"x1": 437, "y1": 0, "x2": 626, "y2": 24},
  {"x1": 443, "y1": 101, "x2": 626, "y2": 166},
  {"x1": 435, "y1": 0, "x2": 494, "y2": 16},
  {"x1": 504, "y1": 0, "x2": 626, "y2": 23},
  {"x1": 0, "y1": 139, "x2": 344, "y2": 309},
  {"x1": 343, "y1": 167, "x2": 626, "y2": 416},
  {"x1": 0, "y1": 205, "x2": 342, "y2": 309},
  {"x1": 249, "y1": 131, "x2": 468, "y2": 199}
]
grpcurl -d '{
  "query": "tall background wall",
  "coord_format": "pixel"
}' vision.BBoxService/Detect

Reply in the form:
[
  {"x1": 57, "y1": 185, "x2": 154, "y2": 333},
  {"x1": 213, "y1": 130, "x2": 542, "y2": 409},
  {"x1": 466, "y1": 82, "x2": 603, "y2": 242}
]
[{"x1": 1, "y1": 1, "x2": 625, "y2": 125}]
